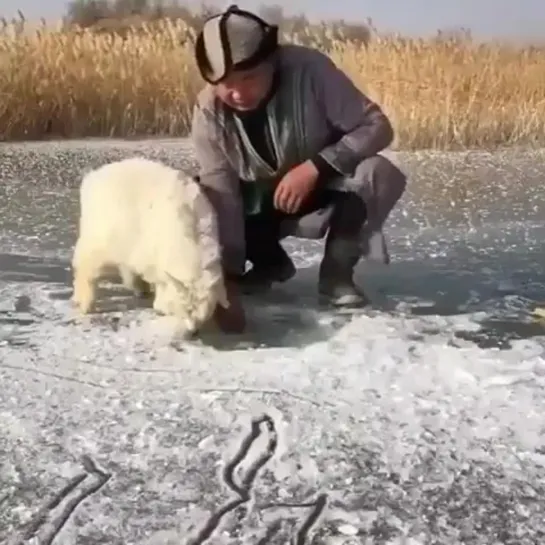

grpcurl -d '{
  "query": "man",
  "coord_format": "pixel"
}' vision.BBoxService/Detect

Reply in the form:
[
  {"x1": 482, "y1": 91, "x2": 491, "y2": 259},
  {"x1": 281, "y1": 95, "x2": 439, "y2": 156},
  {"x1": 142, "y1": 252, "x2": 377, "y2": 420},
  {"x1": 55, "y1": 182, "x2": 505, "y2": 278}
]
[{"x1": 191, "y1": 5, "x2": 407, "y2": 333}]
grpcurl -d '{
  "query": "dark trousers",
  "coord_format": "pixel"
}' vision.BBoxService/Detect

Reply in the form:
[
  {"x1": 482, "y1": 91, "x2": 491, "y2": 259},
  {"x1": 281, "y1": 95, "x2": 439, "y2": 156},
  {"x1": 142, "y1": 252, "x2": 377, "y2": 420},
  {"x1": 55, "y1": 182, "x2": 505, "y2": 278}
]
[
  {"x1": 244, "y1": 189, "x2": 362, "y2": 270},
  {"x1": 193, "y1": 175, "x2": 368, "y2": 273}
]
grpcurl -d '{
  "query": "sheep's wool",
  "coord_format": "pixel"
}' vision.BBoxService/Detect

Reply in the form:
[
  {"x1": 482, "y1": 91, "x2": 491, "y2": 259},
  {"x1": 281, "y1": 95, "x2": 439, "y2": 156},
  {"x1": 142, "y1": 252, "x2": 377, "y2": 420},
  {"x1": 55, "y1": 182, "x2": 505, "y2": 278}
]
[{"x1": 71, "y1": 156, "x2": 228, "y2": 335}]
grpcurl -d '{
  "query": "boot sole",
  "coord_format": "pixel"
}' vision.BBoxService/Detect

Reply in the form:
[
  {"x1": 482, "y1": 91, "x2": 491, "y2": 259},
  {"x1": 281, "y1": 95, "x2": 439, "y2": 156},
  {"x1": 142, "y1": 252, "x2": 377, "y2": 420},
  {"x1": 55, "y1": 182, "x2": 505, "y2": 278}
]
[{"x1": 318, "y1": 291, "x2": 369, "y2": 309}]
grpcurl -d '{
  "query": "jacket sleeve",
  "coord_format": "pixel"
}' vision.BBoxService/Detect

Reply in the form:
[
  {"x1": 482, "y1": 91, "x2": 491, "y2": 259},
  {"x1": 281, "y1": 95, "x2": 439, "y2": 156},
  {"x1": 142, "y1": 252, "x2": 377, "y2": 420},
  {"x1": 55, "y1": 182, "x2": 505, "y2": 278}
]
[
  {"x1": 310, "y1": 51, "x2": 394, "y2": 177},
  {"x1": 191, "y1": 104, "x2": 246, "y2": 277}
]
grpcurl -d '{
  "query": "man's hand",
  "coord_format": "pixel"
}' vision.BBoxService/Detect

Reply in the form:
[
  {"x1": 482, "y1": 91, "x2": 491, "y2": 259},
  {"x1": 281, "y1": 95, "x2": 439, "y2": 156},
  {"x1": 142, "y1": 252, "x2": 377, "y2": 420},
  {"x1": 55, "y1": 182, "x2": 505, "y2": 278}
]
[
  {"x1": 214, "y1": 280, "x2": 246, "y2": 334},
  {"x1": 273, "y1": 160, "x2": 319, "y2": 214}
]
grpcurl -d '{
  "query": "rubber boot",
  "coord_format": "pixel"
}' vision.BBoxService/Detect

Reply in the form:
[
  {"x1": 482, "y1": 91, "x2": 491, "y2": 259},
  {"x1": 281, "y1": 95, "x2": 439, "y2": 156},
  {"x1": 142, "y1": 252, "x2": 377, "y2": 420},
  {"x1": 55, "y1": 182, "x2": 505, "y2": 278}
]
[{"x1": 318, "y1": 192, "x2": 368, "y2": 307}]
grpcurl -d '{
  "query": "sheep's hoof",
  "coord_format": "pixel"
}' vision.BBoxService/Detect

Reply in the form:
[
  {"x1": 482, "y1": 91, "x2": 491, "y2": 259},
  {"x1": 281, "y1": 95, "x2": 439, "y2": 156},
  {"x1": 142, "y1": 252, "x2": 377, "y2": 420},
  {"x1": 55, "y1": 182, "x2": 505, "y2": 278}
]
[
  {"x1": 72, "y1": 290, "x2": 94, "y2": 314},
  {"x1": 152, "y1": 300, "x2": 167, "y2": 315},
  {"x1": 73, "y1": 298, "x2": 93, "y2": 315},
  {"x1": 176, "y1": 327, "x2": 198, "y2": 342}
]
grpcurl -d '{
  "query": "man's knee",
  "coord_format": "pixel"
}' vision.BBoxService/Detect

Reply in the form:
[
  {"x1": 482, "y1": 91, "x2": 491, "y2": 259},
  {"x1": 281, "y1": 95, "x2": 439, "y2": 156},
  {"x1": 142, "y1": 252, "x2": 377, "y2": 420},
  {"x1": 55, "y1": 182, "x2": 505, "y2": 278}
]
[
  {"x1": 347, "y1": 155, "x2": 407, "y2": 228},
  {"x1": 356, "y1": 155, "x2": 407, "y2": 192}
]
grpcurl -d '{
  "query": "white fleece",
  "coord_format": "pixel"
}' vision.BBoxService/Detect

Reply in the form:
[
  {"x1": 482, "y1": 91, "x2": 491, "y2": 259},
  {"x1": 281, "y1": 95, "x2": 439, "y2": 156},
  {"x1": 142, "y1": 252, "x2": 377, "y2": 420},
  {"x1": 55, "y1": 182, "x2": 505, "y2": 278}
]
[{"x1": 71, "y1": 156, "x2": 229, "y2": 335}]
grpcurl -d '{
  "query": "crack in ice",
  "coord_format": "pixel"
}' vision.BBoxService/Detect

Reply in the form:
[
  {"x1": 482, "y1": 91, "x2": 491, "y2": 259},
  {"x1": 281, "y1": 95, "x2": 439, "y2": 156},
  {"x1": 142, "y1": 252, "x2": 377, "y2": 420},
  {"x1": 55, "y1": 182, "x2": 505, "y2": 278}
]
[
  {"x1": 7, "y1": 456, "x2": 111, "y2": 545},
  {"x1": 188, "y1": 414, "x2": 328, "y2": 544}
]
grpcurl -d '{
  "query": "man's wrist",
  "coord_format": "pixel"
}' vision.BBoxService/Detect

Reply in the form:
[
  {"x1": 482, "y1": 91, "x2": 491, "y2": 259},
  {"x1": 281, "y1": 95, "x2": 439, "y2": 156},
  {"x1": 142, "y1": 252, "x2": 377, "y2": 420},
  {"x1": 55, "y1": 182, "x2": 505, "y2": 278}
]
[{"x1": 309, "y1": 154, "x2": 339, "y2": 185}]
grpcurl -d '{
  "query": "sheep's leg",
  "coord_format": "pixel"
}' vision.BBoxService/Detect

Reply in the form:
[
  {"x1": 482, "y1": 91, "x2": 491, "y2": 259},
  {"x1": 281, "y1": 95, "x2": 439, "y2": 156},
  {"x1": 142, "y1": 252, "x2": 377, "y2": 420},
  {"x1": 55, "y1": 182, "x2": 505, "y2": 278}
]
[
  {"x1": 72, "y1": 266, "x2": 98, "y2": 314},
  {"x1": 153, "y1": 283, "x2": 195, "y2": 338},
  {"x1": 71, "y1": 237, "x2": 104, "y2": 314},
  {"x1": 152, "y1": 282, "x2": 169, "y2": 315},
  {"x1": 119, "y1": 266, "x2": 153, "y2": 299}
]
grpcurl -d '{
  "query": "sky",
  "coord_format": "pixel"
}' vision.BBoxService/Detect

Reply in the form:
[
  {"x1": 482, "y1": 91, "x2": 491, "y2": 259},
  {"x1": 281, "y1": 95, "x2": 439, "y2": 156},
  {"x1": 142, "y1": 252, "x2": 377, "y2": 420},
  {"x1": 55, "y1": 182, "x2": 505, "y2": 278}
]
[{"x1": 2, "y1": 0, "x2": 545, "y2": 41}]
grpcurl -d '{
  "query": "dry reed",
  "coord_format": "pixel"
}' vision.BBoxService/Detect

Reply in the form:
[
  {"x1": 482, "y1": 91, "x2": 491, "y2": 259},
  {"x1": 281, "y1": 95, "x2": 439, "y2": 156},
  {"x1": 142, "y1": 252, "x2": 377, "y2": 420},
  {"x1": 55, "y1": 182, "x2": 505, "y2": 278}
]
[{"x1": 1, "y1": 17, "x2": 545, "y2": 149}]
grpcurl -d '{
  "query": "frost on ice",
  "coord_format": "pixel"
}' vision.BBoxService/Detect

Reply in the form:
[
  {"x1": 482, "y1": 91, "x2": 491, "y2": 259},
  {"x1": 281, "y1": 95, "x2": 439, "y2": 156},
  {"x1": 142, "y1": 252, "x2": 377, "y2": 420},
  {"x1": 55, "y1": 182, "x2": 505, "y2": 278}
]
[{"x1": 1, "y1": 140, "x2": 545, "y2": 544}]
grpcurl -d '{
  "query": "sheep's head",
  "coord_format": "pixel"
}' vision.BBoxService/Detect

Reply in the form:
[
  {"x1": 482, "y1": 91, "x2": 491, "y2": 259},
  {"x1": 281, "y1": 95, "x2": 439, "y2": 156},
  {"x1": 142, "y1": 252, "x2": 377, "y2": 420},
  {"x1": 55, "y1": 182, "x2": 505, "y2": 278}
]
[{"x1": 157, "y1": 273, "x2": 228, "y2": 336}]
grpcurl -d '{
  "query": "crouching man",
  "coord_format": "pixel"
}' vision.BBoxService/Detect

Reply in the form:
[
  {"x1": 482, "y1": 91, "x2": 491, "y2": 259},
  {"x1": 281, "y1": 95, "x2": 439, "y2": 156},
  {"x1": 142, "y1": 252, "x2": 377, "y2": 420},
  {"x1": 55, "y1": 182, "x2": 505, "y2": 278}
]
[{"x1": 191, "y1": 5, "x2": 407, "y2": 333}]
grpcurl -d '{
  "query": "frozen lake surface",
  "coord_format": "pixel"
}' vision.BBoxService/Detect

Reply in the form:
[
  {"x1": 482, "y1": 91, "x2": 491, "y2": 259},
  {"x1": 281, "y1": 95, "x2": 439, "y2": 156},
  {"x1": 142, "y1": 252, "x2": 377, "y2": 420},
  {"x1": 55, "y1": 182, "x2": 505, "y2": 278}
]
[{"x1": 1, "y1": 139, "x2": 545, "y2": 544}]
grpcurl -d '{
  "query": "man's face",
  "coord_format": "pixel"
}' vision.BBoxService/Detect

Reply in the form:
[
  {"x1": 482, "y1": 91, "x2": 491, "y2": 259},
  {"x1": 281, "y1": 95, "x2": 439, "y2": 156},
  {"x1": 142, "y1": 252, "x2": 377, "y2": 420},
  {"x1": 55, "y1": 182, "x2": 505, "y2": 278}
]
[{"x1": 214, "y1": 63, "x2": 274, "y2": 111}]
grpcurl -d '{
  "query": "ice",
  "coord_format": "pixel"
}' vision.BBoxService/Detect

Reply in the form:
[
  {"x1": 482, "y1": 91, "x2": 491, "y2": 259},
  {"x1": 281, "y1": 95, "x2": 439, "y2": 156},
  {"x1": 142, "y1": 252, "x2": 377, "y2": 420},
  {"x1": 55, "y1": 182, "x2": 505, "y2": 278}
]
[{"x1": 1, "y1": 140, "x2": 545, "y2": 544}]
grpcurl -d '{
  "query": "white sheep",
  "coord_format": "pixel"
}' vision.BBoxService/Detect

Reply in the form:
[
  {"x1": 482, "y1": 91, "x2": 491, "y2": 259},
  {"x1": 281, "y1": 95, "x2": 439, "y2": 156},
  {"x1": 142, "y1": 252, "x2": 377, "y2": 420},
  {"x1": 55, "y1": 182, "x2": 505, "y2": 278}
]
[{"x1": 71, "y1": 156, "x2": 229, "y2": 336}]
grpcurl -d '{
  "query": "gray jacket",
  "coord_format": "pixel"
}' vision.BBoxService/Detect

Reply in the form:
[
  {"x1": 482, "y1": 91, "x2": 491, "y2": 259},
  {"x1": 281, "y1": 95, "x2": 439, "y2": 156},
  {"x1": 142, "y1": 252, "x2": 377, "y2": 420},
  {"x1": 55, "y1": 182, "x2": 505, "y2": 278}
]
[{"x1": 191, "y1": 44, "x2": 394, "y2": 275}]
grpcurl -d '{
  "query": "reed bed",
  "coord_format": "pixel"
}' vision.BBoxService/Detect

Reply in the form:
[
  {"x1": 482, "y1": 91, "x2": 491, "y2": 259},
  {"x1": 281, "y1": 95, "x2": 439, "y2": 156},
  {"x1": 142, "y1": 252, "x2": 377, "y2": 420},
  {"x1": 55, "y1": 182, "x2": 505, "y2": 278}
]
[{"x1": 1, "y1": 17, "x2": 545, "y2": 149}]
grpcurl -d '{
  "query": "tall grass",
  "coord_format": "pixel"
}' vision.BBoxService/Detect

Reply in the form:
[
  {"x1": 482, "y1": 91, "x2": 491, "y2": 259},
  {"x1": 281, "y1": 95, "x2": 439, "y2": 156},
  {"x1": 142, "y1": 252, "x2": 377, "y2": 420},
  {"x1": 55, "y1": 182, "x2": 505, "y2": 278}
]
[{"x1": 1, "y1": 17, "x2": 545, "y2": 149}]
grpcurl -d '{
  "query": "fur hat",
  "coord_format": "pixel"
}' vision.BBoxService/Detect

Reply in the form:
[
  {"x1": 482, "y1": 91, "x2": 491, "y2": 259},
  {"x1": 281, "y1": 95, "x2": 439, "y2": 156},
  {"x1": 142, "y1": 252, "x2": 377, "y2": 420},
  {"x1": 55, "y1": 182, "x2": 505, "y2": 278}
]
[{"x1": 195, "y1": 5, "x2": 279, "y2": 84}]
